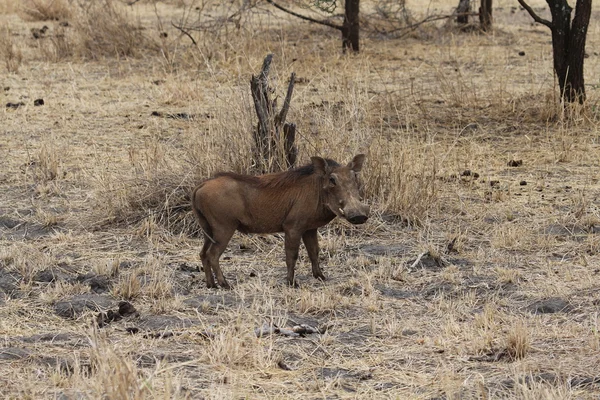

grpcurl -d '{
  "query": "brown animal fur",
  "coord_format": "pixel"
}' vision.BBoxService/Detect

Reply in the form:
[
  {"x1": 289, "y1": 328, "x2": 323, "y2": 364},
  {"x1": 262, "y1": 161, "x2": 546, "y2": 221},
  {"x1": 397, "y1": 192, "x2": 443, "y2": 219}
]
[{"x1": 192, "y1": 154, "x2": 370, "y2": 288}]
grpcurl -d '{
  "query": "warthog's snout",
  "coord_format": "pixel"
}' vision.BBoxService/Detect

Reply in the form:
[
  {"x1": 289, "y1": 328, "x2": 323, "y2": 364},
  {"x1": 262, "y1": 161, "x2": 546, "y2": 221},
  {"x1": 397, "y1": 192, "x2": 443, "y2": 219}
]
[
  {"x1": 345, "y1": 204, "x2": 370, "y2": 225},
  {"x1": 347, "y1": 214, "x2": 368, "y2": 224}
]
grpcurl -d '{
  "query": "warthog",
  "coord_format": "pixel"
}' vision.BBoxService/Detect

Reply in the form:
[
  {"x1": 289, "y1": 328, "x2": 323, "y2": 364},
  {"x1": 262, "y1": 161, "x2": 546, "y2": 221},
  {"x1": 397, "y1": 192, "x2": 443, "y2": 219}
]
[{"x1": 192, "y1": 154, "x2": 370, "y2": 289}]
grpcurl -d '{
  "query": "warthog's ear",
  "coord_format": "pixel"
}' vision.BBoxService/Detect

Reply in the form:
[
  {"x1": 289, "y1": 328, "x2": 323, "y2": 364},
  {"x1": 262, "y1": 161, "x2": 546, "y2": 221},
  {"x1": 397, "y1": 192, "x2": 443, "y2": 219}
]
[
  {"x1": 348, "y1": 154, "x2": 366, "y2": 172},
  {"x1": 311, "y1": 156, "x2": 329, "y2": 175}
]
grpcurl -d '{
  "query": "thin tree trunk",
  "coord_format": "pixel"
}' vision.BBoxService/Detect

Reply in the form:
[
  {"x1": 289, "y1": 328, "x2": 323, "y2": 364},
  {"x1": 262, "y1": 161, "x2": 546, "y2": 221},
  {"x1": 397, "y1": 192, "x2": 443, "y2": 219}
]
[
  {"x1": 565, "y1": 0, "x2": 591, "y2": 103},
  {"x1": 547, "y1": 0, "x2": 572, "y2": 101},
  {"x1": 479, "y1": 0, "x2": 492, "y2": 31},
  {"x1": 342, "y1": 0, "x2": 360, "y2": 52}
]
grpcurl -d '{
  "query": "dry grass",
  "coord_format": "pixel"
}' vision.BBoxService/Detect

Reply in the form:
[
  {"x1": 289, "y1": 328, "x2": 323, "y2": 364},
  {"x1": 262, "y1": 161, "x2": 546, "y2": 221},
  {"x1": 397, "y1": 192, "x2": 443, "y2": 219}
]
[
  {"x1": 1, "y1": 0, "x2": 600, "y2": 398},
  {"x1": 20, "y1": 0, "x2": 72, "y2": 21}
]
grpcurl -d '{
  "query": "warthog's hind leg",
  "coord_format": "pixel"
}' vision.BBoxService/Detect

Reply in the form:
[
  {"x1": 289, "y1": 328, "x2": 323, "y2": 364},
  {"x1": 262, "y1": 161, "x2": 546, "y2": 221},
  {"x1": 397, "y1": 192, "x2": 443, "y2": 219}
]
[
  {"x1": 205, "y1": 226, "x2": 236, "y2": 289},
  {"x1": 200, "y1": 237, "x2": 217, "y2": 288}
]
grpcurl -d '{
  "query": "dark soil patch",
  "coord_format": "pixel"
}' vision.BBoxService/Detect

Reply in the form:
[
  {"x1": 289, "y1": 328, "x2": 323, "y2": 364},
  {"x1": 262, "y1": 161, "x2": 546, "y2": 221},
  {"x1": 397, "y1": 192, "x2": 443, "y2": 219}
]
[
  {"x1": 527, "y1": 297, "x2": 572, "y2": 314},
  {"x1": 34, "y1": 268, "x2": 71, "y2": 283},
  {"x1": 136, "y1": 353, "x2": 194, "y2": 368},
  {"x1": 135, "y1": 315, "x2": 198, "y2": 331},
  {"x1": 74, "y1": 273, "x2": 111, "y2": 293},
  {"x1": 0, "y1": 347, "x2": 30, "y2": 361},
  {"x1": 19, "y1": 332, "x2": 82, "y2": 343},
  {"x1": 375, "y1": 283, "x2": 416, "y2": 299},
  {"x1": 543, "y1": 224, "x2": 588, "y2": 237},
  {"x1": 54, "y1": 294, "x2": 115, "y2": 318},
  {"x1": 0, "y1": 269, "x2": 22, "y2": 298},
  {"x1": 360, "y1": 244, "x2": 408, "y2": 257},
  {"x1": 0, "y1": 221, "x2": 58, "y2": 240},
  {"x1": 408, "y1": 252, "x2": 445, "y2": 270},
  {"x1": 183, "y1": 293, "x2": 239, "y2": 312}
]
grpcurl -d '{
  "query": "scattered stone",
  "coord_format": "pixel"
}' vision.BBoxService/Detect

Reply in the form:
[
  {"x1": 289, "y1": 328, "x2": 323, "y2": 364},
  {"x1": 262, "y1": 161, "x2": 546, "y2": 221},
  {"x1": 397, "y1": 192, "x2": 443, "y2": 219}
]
[
  {"x1": 33, "y1": 98, "x2": 44, "y2": 106},
  {"x1": 54, "y1": 294, "x2": 115, "y2": 318},
  {"x1": 527, "y1": 297, "x2": 572, "y2": 314},
  {"x1": 96, "y1": 301, "x2": 138, "y2": 327},
  {"x1": 507, "y1": 159, "x2": 523, "y2": 167},
  {"x1": 75, "y1": 273, "x2": 110, "y2": 293},
  {"x1": 518, "y1": 51, "x2": 525, "y2": 56},
  {"x1": 31, "y1": 26, "x2": 49, "y2": 39},
  {"x1": 151, "y1": 111, "x2": 193, "y2": 120},
  {"x1": 6, "y1": 102, "x2": 25, "y2": 109},
  {"x1": 520, "y1": 180, "x2": 527, "y2": 186},
  {"x1": 490, "y1": 180, "x2": 500, "y2": 187}
]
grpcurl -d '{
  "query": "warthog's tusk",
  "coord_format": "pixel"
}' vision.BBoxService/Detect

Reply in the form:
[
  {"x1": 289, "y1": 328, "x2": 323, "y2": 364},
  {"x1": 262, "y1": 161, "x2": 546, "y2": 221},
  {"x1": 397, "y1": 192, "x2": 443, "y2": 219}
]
[{"x1": 339, "y1": 208, "x2": 345, "y2": 215}]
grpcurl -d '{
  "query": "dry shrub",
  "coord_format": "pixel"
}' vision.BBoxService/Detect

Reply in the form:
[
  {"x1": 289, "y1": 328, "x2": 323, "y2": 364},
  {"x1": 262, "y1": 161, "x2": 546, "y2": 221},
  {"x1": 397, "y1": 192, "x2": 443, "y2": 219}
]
[
  {"x1": 73, "y1": 0, "x2": 157, "y2": 59},
  {"x1": 38, "y1": 26, "x2": 73, "y2": 61},
  {"x1": 0, "y1": 28, "x2": 23, "y2": 73},
  {"x1": 20, "y1": 0, "x2": 72, "y2": 21},
  {"x1": 506, "y1": 322, "x2": 530, "y2": 360},
  {"x1": 365, "y1": 138, "x2": 438, "y2": 225}
]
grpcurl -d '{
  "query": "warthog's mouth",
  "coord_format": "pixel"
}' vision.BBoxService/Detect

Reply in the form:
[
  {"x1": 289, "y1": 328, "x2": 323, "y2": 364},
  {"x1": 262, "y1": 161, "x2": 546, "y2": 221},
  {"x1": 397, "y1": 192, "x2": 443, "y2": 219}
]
[{"x1": 347, "y1": 215, "x2": 368, "y2": 225}]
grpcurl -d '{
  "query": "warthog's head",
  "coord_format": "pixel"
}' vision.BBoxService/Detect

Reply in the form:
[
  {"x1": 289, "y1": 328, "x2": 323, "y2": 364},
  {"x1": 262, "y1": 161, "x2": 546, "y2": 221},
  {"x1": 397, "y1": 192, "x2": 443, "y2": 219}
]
[{"x1": 312, "y1": 154, "x2": 370, "y2": 225}]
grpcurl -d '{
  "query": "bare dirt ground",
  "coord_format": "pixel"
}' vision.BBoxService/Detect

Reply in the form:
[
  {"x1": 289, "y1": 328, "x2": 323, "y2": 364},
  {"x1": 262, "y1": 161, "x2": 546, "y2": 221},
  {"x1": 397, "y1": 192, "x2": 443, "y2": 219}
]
[{"x1": 1, "y1": 0, "x2": 600, "y2": 398}]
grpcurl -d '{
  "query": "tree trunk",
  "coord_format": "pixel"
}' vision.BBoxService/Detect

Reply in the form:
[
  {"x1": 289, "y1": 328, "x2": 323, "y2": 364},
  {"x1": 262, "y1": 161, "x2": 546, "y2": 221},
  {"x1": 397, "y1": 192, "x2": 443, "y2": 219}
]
[
  {"x1": 457, "y1": 0, "x2": 470, "y2": 24},
  {"x1": 518, "y1": 0, "x2": 591, "y2": 104},
  {"x1": 342, "y1": 0, "x2": 360, "y2": 52},
  {"x1": 479, "y1": 0, "x2": 492, "y2": 31},
  {"x1": 565, "y1": 0, "x2": 592, "y2": 103}
]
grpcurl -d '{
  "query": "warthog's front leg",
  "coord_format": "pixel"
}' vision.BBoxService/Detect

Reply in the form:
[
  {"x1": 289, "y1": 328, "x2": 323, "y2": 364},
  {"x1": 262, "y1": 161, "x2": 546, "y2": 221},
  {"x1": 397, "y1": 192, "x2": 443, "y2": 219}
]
[
  {"x1": 284, "y1": 230, "x2": 302, "y2": 287},
  {"x1": 302, "y1": 229, "x2": 325, "y2": 281}
]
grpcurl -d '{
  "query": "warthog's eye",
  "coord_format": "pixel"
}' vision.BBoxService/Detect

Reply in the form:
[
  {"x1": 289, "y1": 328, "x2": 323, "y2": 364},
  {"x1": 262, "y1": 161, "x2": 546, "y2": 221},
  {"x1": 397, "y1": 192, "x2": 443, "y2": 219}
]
[{"x1": 329, "y1": 176, "x2": 337, "y2": 186}]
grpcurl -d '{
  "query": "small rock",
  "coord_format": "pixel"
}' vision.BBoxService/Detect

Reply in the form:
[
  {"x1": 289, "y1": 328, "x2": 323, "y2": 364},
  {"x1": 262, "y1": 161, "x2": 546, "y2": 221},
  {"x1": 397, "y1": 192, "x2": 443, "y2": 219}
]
[
  {"x1": 6, "y1": 102, "x2": 25, "y2": 109},
  {"x1": 507, "y1": 159, "x2": 523, "y2": 167},
  {"x1": 520, "y1": 180, "x2": 527, "y2": 186},
  {"x1": 33, "y1": 99, "x2": 44, "y2": 106},
  {"x1": 518, "y1": 51, "x2": 525, "y2": 56}
]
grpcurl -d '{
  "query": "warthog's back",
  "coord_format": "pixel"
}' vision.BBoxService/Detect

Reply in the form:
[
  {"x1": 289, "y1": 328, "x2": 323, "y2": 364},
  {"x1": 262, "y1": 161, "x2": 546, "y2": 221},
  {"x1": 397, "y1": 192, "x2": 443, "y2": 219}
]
[{"x1": 193, "y1": 173, "x2": 322, "y2": 234}]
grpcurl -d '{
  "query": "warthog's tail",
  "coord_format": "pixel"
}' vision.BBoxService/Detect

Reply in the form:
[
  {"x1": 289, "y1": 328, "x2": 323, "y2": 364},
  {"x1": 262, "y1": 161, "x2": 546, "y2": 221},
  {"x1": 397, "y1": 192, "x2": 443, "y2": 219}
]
[{"x1": 191, "y1": 184, "x2": 217, "y2": 244}]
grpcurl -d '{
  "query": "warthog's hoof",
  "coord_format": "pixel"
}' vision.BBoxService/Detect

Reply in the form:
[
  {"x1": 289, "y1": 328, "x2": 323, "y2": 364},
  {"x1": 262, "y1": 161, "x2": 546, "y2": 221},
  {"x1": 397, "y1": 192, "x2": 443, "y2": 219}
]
[{"x1": 313, "y1": 272, "x2": 327, "y2": 281}]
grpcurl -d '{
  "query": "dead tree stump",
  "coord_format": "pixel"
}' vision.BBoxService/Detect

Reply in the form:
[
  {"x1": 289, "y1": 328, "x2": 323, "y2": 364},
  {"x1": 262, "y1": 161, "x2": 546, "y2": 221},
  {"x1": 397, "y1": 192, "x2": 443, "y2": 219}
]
[
  {"x1": 251, "y1": 54, "x2": 298, "y2": 173},
  {"x1": 456, "y1": 0, "x2": 471, "y2": 24}
]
